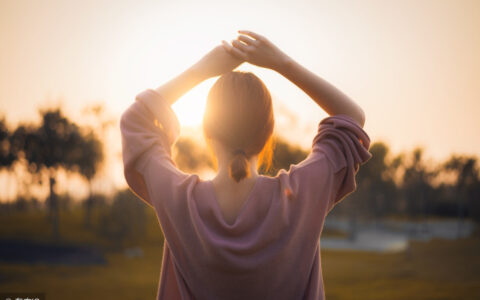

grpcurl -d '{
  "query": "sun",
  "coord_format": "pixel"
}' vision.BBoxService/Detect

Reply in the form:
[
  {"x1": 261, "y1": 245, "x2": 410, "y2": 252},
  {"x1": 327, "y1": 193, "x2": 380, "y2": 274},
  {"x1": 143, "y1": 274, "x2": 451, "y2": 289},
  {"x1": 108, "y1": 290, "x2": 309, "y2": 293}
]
[{"x1": 171, "y1": 78, "x2": 216, "y2": 127}]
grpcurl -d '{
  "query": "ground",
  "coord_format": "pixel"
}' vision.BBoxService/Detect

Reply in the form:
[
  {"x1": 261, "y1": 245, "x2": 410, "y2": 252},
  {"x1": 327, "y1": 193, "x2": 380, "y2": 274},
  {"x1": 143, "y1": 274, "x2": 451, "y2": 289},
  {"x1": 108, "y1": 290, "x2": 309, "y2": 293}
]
[
  {"x1": 322, "y1": 235, "x2": 480, "y2": 300},
  {"x1": 0, "y1": 209, "x2": 479, "y2": 300}
]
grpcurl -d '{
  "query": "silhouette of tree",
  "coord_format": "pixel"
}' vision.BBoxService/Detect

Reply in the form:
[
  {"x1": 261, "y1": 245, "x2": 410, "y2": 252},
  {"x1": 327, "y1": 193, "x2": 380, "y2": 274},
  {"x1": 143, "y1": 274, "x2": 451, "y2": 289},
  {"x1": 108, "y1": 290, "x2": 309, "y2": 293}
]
[
  {"x1": 79, "y1": 104, "x2": 112, "y2": 228},
  {"x1": 174, "y1": 137, "x2": 214, "y2": 172},
  {"x1": 98, "y1": 189, "x2": 147, "y2": 249},
  {"x1": 0, "y1": 117, "x2": 16, "y2": 169},
  {"x1": 401, "y1": 147, "x2": 438, "y2": 225},
  {"x1": 72, "y1": 131, "x2": 104, "y2": 228},
  {"x1": 356, "y1": 142, "x2": 401, "y2": 218},
  {"x1": 0, "y1": 117, "x2": 18, "y2": 203},
  {"x1": 12, "y1": 108, "x2": 103, "y2": 241},
  {"x1": 442, "y1": 155, "x2": 480, "y2": 224},
  {"x1": 260, "y1": 136, "x2": 309, "y2": 176}
]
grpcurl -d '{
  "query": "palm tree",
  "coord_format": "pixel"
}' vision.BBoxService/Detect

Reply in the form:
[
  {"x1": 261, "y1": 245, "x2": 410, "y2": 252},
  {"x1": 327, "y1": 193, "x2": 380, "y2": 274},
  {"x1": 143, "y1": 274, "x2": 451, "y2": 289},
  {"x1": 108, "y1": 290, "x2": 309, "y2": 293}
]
[
  {"x1": 78, "y1": 104, "x2": 111, "y2": 229},
  {"x1": 443, "y1": 155, "x2": 479, "y2": 237},
  {"x1": 401, "y1": 147, "x2": 437, "y2": 235},
  {"x1": 0, "y1": 117, "x2": 17, "y2": 203},
  {"x1": 76, "y1": 131, "x2": 103, "y2": 228},
  {"x1": 14, "y1": 108, "x2": 90, "y2": 241}
]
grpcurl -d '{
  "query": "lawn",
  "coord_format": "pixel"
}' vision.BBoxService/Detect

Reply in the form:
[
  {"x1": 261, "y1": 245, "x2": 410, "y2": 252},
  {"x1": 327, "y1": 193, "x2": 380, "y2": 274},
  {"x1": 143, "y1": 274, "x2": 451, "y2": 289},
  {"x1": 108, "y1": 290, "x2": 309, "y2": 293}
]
[
  {"x1": 322, "y1": 234, "x2": 480, "y2": 300},
  {"x1": 0, "y1": 209, "x2": 479, "y2": 300}
]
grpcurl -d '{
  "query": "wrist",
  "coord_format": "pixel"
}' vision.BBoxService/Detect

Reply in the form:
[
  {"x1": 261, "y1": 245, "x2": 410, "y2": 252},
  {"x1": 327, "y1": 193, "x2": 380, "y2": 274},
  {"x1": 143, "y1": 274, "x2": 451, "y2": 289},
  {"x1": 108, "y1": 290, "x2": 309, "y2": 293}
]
[{"x1": 273, "y1": 55, "x2": 295, "y2": 75}]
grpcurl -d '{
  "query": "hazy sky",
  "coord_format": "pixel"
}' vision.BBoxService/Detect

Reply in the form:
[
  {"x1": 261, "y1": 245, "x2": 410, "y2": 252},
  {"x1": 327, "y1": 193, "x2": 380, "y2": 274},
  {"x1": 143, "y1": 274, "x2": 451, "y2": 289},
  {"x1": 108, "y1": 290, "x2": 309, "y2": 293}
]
[{"x1": 0, "y1": 0, "x2": 479, "y2": 196}]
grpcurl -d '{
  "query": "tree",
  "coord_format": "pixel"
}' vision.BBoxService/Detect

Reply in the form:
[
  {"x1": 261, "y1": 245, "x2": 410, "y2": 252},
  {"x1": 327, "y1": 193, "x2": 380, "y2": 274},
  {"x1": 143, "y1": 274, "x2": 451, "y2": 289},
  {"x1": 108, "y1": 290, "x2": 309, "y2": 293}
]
[
  {"x1": 0, "y1": 117, "x2": 18, "y2": 202},
  {"x1": 442, "y1": 155, "x2": 480, "y2": 228},
  {"x1": 98, "y1": 189, "x2": 147, "y2": 249},
  {"x1": 78, "y1": 104, "x2": 112, "y2": 228},
  {"x1": 401, "y1": 147, "x2": 438, "y2": 230},
  {"x1": 260, "y1": 136, "x2": 309, "y2": 176},
  {"x1": 74, "y1": 131, "x2": 104, "y2": 228},
  {"x1": 13, "y1": 108, "x2": 100, "y2": 241},
  {"x1": 0, "y1": 117, "x2": 16, "y2": 168},
  {"x1": 174, "y1": 137, "x2": 214, "y2": 172},
  {"x1": 355, "y1": 142, "x2": 401, "y2": 219}
]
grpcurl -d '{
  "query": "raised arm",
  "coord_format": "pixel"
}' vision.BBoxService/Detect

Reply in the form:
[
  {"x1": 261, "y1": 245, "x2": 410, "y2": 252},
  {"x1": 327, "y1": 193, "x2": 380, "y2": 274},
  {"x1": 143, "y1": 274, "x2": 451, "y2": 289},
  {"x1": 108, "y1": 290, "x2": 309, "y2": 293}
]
[
  {"x1": 120, "y1": 45, "x2": 243, "y2": 206},
  {"x1": 155, "y1": 45, "x2": 244, "y2": 106},
  {"x1": 222, "y1": 30, "x2": 365, "y2": 127}
]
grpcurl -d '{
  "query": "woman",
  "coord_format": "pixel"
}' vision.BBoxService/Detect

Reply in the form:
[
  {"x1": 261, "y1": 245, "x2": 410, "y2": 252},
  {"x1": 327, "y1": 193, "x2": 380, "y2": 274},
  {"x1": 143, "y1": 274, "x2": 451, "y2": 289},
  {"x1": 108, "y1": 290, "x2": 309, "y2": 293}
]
[{"x1": 120, "y1": 30, "x2": 372, "y2": 300}]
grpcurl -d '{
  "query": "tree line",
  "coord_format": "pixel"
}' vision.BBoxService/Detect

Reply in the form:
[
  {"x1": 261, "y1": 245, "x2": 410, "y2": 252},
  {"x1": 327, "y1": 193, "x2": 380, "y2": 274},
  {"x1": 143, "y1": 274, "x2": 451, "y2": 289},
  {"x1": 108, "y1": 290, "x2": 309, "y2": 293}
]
[
  {"x1": 173, "y1": 135, "x2": 480, "y2": 223},
  {"x1": 172, "y1": 134, "x2": 480, "y2": 222},
  {"x1": 1, "y1": 107, "x2": 479, "y2": 244}
]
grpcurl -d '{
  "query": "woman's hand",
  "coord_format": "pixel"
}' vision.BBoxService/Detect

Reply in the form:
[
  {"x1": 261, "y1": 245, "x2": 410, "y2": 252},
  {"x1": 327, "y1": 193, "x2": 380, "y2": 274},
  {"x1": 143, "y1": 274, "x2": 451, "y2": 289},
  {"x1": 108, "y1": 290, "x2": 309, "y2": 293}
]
[
  {"x1": 192, "y1": 45, "x2": 244, "y2": 80},
  {"x1": 222, "y1": 30, "x2": 291, "y2": 72},
  {"x1": 154, "y1": 45, "x2": 243, "y2": 106}
]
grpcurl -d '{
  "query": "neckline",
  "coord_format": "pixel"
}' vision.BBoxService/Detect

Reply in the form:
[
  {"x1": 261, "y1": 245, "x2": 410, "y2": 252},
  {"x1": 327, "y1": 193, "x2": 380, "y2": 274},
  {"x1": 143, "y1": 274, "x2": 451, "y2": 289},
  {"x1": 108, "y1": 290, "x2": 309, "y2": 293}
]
[{"x1": 208, "y1": 175, "x2": 264, "y2": 229}]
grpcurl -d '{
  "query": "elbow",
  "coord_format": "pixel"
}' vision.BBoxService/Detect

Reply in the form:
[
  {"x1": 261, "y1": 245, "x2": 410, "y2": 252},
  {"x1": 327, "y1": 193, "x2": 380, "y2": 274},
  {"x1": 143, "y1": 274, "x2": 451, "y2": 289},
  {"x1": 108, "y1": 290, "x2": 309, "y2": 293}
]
[
  {"x1": 120, "y1": 106, "x2": 131, "y2": 125},
  {"x1": 346, "y1": 107, "x2": 365, "y2": 128},
  {"x1": 119, "y1": 105, "x2": 135, "y2": 132},
  {"x1": 357, "y1": 109, "x2": 366, "y2": 128}
]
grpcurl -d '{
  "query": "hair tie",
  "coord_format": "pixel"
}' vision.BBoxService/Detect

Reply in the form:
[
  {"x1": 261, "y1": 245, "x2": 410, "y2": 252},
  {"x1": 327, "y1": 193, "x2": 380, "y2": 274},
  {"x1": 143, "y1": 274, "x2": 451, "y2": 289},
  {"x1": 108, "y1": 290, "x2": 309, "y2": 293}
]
[{"x1": 233, "y1": 149, "x2": 246, "y2": 156}]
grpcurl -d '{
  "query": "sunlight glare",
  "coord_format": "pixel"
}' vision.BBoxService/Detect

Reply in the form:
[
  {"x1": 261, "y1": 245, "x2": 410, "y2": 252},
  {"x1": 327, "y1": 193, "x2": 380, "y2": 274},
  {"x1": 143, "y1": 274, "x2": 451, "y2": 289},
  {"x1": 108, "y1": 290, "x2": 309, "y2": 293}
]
[{"x1": 171, "y1": 78, "x2": 216, "y2": 127}]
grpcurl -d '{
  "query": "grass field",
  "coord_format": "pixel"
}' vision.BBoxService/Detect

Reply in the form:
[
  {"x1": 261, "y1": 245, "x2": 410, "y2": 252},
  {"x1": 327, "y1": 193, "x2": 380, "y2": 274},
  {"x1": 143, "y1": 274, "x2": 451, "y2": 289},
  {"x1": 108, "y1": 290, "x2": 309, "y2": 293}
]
[{"x1": 0, "y1": 209, "x2": 479, "y2": 300}]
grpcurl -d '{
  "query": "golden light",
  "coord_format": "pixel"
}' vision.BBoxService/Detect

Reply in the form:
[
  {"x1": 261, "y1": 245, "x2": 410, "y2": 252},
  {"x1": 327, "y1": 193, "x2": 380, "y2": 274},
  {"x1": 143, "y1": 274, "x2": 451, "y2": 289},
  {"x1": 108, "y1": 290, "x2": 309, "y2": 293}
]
[{"x1": 171, "y1": 78, "x2": 217, "y2": 127}]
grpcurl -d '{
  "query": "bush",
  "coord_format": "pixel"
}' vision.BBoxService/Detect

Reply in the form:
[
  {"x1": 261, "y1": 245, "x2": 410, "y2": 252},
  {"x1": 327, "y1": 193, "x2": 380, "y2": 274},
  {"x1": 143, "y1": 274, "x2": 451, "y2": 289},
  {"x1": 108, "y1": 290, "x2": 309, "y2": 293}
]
[{"x1": 97, "y1": 189, "x2": 147, "y2": 249}]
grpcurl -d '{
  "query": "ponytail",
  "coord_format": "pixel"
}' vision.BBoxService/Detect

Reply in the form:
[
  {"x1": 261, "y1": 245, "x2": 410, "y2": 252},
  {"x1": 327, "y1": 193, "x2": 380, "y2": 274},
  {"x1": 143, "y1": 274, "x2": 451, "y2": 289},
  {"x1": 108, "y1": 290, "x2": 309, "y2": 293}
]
[{"x1": 229, "y1": 150, "x2": 250, "y2": 182}]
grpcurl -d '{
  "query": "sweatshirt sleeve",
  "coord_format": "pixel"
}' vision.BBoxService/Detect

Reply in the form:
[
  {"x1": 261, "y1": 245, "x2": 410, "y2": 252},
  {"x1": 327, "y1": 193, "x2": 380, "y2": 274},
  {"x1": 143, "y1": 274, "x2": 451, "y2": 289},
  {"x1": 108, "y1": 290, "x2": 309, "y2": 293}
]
[
  {"x1": 312, "y1": 114, "x2": 372, "y2": 209},
  {"x1": 120, "y1": 88, "x2": 188, "y2": 206}
]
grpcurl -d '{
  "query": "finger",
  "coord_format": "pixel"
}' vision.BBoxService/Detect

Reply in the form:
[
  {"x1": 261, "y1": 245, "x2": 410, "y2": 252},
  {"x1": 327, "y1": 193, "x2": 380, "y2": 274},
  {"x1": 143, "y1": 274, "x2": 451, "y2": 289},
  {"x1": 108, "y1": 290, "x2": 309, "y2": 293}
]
[
  {"x1": 224, "y1": 40, "x2": 247, "y2": 60},
  {"x1": 232, "y1": 39, "x2": 250, "y2": 52},
  {"x1": 238, "y1": 30, "x2": 264, "y2": 41},
  {"x1": 237, "y1": 34, "x2": 256, "y2": 45},
  {"x1": 222, "y1": 40, "x2": 238, "y2": 55},
  {"x1": 221, "y1": 40, "x2": 234, "y2": 52}
]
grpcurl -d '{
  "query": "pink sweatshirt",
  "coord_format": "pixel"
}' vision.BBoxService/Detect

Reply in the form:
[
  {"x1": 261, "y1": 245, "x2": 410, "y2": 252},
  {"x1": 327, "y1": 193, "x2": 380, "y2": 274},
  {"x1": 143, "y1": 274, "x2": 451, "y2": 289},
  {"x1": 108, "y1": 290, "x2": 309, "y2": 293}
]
[{"x1": 120, "y1": 89, "x2": 372, "y2": 300}]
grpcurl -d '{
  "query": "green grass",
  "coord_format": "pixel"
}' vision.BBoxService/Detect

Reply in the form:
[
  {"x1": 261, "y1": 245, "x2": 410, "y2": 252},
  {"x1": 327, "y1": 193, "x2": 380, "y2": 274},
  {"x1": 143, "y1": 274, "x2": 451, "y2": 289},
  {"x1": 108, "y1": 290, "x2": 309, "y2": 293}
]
[
  {"x1": 0, "y1": 209, "x2": 479, "y2": 300},
  {"x1": 322, "y1": 234, "x2": 480, "y2": 300}
]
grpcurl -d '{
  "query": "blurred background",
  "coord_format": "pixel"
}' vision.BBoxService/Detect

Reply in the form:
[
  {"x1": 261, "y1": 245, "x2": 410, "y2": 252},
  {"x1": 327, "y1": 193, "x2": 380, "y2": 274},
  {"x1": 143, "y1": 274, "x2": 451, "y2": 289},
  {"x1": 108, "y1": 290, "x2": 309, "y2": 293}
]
[{"x1": 0, "y1": 0, "x2": 479, "y2": 299}]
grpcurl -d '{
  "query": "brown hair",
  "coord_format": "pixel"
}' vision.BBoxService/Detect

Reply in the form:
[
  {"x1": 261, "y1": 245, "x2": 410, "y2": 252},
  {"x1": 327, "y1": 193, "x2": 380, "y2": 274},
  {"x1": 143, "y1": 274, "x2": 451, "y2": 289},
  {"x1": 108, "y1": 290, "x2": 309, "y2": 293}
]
[{"x1": 203, "y1": 71, "x2": 275, "y2": 182}]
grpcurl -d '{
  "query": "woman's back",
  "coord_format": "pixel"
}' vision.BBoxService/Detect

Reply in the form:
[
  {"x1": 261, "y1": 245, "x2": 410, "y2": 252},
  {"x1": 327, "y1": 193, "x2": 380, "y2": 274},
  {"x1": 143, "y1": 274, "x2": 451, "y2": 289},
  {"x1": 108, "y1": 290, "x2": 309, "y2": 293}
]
[{"x1": 120, "y1": 89, "x2": 371, "y2": 300}]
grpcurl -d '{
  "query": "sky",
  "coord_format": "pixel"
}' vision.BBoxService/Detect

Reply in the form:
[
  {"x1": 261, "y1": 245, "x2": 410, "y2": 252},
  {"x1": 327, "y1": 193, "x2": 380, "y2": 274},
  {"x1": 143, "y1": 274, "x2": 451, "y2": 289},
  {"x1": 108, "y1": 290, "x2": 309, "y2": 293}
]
[{"x1": 0, "y1": 0, "x2": 479, "y2": 199}]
